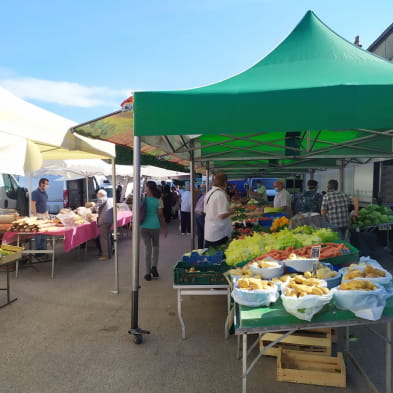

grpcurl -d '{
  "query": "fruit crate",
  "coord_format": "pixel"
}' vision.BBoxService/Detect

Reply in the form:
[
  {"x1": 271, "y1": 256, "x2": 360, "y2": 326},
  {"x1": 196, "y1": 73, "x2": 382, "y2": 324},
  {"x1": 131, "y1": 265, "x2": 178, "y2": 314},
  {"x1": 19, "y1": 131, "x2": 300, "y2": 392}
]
[
  {"x1": 173, "y1": 261, "x2": 230, "y2": 285},
  {"x1": 277, "y1": 349, "x2": 346, "y2": 387},
  {"x1": 181, "y1": 250, "x2": 224, "y2": 265},
  {"x1": 260, "y1": 328, "x2": 332, "y2": 357},
  {"x1": 0, "y1": 244, "x2": 23, "y2": 264},
  {"x1": 321, "y1": 241, "x2": 359, "y2": 268}
]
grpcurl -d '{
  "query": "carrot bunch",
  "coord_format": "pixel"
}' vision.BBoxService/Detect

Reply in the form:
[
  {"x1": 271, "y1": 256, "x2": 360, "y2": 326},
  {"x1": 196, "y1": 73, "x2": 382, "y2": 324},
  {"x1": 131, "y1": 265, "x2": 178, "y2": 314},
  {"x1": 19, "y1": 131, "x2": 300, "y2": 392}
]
[{"x1": 252, "y1": 243, "x2": 348, "y2": 261}]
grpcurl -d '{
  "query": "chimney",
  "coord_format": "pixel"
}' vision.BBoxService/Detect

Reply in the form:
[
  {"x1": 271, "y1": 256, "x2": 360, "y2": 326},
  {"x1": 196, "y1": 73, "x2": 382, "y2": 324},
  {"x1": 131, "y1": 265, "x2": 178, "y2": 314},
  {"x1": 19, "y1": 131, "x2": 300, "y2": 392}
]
[{"x1": 354, "y1": 35, "x2": 362, "y2": 47}]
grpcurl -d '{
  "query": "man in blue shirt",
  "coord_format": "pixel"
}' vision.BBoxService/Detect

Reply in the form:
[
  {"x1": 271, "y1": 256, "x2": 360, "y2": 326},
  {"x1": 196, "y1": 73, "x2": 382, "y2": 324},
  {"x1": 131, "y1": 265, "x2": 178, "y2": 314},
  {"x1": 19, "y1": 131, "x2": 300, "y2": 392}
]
[{"x1": 31, "y1": 178, "x2": 49, "y2": 251}]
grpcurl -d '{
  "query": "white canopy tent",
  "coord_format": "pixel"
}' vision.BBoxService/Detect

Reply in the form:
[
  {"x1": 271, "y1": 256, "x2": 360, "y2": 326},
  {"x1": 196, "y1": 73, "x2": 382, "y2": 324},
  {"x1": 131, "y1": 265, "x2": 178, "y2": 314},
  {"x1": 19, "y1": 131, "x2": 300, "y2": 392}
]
[
  {"x1": 0, "y1": 86, "x2": 116, "y2": 175},
  {"x1": 0, "y1": 86, "x2": 121, "y2": 293}
]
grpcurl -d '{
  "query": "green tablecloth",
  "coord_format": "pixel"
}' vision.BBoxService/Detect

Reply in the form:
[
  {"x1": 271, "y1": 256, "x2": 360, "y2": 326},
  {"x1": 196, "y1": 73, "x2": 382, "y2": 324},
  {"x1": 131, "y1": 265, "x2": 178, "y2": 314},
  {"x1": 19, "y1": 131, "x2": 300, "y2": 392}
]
[{"x1": 236, "y1": 297, "x2": 393, "y2": 332}]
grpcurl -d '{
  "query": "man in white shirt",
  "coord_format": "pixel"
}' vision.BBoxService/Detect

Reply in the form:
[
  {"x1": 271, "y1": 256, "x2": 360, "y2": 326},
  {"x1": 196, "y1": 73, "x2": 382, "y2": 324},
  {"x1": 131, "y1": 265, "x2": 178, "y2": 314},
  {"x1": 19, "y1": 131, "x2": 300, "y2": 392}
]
[
  {"x1": 273, "y1": 180, "x2": 292, "y2": 217},
  {"x1": 204, "y1": 173, "x2": 233, "y2": 247},
  {"x1": 180, "y1": 185, "x2": 191, "y2": 235}
]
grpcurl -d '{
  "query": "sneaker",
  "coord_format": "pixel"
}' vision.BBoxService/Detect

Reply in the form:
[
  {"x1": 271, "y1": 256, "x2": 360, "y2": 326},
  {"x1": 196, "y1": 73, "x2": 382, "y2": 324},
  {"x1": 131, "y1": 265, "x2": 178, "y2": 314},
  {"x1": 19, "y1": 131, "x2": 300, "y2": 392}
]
[
  {"x1": 151, "y1": 266, "x2": 159, "y2": 278},
  {"x1": 181, "y1": 233, "x2": 186, "y2": 236},
  {"x1": 97, "y1": 256, "x2": 109, "y2": 261},
  {"x1": 144, "y1": 273, "x2": 152, "y2": 281}
]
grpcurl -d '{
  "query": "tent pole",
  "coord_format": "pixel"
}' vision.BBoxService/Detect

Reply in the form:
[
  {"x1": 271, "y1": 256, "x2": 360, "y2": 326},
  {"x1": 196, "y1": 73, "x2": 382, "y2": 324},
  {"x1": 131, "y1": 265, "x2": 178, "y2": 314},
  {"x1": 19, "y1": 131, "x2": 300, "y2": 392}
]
[
  {"x1": 129, "y1": 135, "x2": 150, "y2": 344},
  {"x1": 86, "y1": 177, "x2": 89, "y2": 203},
  {"x1": 111, "y1": 158, "x2": 119, "y2": 295},
  {"x1": 206, "y1": 161, "x2": 210, "y2": 191},
  {"x1": 339, "y1": 160, "x2": 345, "y2": 192},
  {"x1": 28, "y1": 173, "x2": 32, "y2": 216},
  {"x1": 190, "y1": 140, "x2": 195, "y2": 250}
]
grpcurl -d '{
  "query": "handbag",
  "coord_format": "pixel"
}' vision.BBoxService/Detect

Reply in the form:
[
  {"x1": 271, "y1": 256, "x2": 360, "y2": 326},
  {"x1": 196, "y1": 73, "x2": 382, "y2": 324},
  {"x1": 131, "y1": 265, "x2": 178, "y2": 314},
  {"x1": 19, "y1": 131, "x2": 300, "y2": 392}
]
[{"x1": 139, "y1": 197, "x2": 146, "y2": 224}]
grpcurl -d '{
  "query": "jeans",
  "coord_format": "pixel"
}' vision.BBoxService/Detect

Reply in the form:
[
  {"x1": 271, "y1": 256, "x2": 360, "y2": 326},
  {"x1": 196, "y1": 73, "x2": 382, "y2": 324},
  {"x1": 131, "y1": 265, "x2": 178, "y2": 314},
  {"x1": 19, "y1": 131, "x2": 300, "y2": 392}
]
[
  {"x1": 195, "y1": 213, "x2": 205, "y2": 249},
  {"x1": 35, "y1": 235, "x2": 46, "y2": 250},
  {"x1": 141, "y1": 228, "x2": 160, "y2": 274}
]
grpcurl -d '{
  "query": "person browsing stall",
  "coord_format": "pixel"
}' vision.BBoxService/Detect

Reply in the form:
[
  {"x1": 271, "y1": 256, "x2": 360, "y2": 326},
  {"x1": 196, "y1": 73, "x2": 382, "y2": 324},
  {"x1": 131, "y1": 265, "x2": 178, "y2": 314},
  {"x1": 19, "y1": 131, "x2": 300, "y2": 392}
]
[
  {"x1": 295, "y1": 179, "x2": 323, "y2": 214},
  {"x1": 204, "y1": 173, "x2": 233, "y2": 248},
  {"x1": 249, "y1": 179, "x2": 267, "y2": 204},
  {"x1": 96, "y1": 189, "x2": 114, "y2": 261},
  {"x1": 31, "y1": 178, "x2": 49, "y2": 252},
  {"x1": 273, "y1": 179, "x2": 292, "y2": 217},
  {"x1": 194, "y1": 185, "x2": 206, "y2": 249},
  {"x1": 321, "y1": 179, "x2": 359, "y2": 240}
]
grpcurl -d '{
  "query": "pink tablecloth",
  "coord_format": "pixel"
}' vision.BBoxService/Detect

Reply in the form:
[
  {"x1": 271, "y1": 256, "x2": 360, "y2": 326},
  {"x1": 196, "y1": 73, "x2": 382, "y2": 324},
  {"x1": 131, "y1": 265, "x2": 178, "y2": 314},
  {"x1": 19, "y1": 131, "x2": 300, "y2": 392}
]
[
  {"x1": 2, "y1": 210, "x2": 132, "y2": 253},
  {"x1": 114, "y1": 210, "x2": 132, "y2": 228}
]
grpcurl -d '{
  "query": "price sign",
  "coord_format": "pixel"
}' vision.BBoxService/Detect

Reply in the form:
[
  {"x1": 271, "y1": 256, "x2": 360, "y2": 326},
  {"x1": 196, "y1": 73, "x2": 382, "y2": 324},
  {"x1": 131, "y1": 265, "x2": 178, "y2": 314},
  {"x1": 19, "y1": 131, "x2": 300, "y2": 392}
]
[{"x1": 311, "y1": 246, "x2": 321, "y2": 259}]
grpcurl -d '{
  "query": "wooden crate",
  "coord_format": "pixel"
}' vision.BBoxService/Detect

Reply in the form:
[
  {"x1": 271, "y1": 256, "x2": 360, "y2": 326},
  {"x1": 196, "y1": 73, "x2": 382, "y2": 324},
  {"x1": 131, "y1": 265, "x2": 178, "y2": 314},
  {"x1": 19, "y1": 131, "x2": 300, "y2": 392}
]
[
  {"x1": 277, "y1": 349, "x2": 346, "y2": 387},
  {"x1": 260, "y1": 328, "x2": 332, "y2": 357},
  {"x1": 0, "y1": 245, "x2": 23, "y2": 265}
]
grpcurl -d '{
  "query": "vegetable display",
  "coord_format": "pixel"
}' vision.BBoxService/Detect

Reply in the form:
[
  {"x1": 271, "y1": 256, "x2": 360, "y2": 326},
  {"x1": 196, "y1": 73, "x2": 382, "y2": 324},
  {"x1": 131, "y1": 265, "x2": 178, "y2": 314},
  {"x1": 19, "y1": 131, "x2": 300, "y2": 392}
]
[
  {"x1": 351, "y1": 204, "x2": 393, "y2": 228},
  {"x1": 225, "y1": 227, "x2": 339, "y2": 266}
]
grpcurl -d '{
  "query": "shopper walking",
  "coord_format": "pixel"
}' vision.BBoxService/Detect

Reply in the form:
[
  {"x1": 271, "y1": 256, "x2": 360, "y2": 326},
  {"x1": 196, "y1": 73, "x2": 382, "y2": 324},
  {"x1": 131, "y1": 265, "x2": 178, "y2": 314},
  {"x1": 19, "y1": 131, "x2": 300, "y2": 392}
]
[{"x1": 141, "y1": 181, "x2": 168, "y2": 281}]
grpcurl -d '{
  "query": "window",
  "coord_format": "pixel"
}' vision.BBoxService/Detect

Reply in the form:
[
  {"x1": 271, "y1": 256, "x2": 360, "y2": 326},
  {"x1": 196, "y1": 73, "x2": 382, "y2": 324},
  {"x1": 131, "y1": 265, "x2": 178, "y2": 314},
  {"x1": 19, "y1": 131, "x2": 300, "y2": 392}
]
[{"x1": 3, "y1": 174, "x2": 17, "y2": 199}]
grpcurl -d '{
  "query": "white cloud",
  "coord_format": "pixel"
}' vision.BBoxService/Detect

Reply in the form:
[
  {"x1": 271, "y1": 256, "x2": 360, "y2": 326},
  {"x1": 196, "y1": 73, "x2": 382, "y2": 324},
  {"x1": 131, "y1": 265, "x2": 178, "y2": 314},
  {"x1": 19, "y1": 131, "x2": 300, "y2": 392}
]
[{"x1": 0, "y1": 77, "x2": 131, "y2": 108}]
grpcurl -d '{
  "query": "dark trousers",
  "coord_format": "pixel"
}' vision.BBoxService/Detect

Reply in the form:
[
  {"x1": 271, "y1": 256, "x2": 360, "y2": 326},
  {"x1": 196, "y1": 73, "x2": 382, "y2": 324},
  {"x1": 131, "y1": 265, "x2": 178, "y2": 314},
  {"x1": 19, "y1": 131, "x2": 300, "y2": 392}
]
[
  {"x1": 332, "y1": 226, "x2": 347, "y2": 241},
  {"x1": 205, "y1": 236, "x2": 228, "y2": 249},
  {"x1": 195, "y1": 213, "x2": 205, "y2": 249},
  {"x1": 180, "y1": 211, "x2": 191, "y2": 234}
]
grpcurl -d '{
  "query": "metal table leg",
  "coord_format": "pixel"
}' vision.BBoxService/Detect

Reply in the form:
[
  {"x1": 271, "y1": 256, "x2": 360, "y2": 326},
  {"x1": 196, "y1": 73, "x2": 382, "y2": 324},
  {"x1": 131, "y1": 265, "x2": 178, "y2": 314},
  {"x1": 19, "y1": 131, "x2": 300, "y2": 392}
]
[
  {"x1": 387, "y1": 322, "x2": 391, "y2": 393},
  {"x1": 50, "y1": 236, "x2": 56, "y2": 279},
  {"x1": 177, "y1": 289, "x2": 186, "y2": 340},
  {"x1": 0, "y1": 263, "x2": 18, "y2": 309},
  {"x1": 242, "y1": 333, "x2": 247, "y2": 393}
]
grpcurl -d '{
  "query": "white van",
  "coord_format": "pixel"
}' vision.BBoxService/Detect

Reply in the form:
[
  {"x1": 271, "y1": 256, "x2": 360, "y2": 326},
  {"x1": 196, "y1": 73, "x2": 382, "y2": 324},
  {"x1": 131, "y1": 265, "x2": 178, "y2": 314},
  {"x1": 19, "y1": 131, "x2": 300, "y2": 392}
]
[
  {"x1": 0, "y1": 173, "x2": 19, "y2": 209},
  {"x1": 0, "y1": 174, "x2": 29, "y2": 215}
]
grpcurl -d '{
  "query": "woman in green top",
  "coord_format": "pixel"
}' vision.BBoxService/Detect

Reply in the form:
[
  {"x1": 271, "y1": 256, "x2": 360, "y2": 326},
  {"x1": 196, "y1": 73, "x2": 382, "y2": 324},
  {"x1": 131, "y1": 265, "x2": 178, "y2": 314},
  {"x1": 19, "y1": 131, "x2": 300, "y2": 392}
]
[{"x1": 141, "y1": 181, "x2": 168, "y2": 281}]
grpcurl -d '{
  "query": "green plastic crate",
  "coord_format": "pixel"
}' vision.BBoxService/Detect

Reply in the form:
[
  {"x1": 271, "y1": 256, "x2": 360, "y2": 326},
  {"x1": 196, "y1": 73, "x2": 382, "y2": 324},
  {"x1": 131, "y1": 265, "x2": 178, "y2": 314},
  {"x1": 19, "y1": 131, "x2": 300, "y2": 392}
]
[
  {"x1": 320, "y1": 241, "x2": 359, "y2": 266},
  {"x1": 173, "y1": 261, "x2": 230, "y2": 285}
]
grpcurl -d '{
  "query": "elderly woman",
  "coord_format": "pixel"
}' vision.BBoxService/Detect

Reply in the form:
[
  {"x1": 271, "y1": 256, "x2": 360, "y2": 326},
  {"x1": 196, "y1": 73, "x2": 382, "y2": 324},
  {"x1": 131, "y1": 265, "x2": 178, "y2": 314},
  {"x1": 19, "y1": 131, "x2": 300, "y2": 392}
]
[{"x1": 96, "y1": 189, "x2": 114, "y2": 261}]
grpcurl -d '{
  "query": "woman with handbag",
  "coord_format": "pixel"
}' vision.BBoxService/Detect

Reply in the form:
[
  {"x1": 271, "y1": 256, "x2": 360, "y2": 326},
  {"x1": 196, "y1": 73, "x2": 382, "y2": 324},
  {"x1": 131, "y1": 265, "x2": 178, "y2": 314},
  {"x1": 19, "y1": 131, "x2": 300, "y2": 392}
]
[{"x1": 141, "y1": 181, "x2": 168, "y2": 281}]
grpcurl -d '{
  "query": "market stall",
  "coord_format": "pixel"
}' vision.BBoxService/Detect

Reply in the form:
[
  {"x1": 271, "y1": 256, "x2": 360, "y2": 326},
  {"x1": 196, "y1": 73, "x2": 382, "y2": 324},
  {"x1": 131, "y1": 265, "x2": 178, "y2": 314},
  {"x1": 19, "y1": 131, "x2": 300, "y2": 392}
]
[
  {"x1": 71, "y1": 10, "x2": 393, "y2": 350},
  {"x1": 2, "y1": 211, "x2": 132, "y2": 278}
]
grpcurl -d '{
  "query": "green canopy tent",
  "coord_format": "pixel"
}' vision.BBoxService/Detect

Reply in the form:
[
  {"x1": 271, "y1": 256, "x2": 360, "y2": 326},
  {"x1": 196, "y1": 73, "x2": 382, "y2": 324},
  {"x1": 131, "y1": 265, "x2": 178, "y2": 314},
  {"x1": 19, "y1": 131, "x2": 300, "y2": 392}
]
[{"x1": 72, "y1": 10, "x2": 393, "y2": 343}]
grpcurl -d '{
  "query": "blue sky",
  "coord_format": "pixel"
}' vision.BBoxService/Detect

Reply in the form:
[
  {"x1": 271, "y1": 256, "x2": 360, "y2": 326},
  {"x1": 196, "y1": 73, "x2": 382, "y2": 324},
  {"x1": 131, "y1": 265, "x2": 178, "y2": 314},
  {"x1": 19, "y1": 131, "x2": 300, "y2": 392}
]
[{"x1": 1, "y1": 0, "x2": 392, "y2": 124}]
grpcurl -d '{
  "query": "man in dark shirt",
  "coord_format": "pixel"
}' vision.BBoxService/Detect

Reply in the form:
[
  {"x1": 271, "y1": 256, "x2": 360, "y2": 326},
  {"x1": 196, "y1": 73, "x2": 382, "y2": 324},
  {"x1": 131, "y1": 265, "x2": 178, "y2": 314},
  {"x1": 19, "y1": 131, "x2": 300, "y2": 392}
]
[{"x1": 31, "y1": 178, "x2": 49, "y2": 251}]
